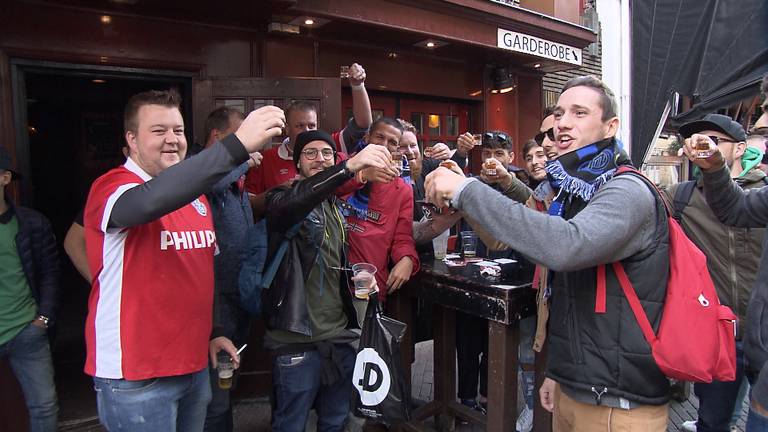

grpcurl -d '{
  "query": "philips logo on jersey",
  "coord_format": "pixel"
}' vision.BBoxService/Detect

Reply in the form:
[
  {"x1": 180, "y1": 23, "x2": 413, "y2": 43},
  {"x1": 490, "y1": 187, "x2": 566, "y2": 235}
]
[{"x1": 160, "y1": 230, "x2": 216, "y2": 251}]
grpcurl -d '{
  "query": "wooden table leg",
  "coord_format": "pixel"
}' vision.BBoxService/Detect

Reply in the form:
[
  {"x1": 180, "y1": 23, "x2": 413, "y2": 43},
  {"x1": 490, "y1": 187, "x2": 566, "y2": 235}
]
[
  {"x1": 487, "y1": 320, "x2": 519, "y2": 431},
  {"x1": 387, "y1": 289, "x2": 415, "y2": 391},
  {"x1": 433, "y1": 304, "x2": 456, "y2": 431},
  {"x1": 533, "y1": 343, "x2": 552, "y2": 432}
]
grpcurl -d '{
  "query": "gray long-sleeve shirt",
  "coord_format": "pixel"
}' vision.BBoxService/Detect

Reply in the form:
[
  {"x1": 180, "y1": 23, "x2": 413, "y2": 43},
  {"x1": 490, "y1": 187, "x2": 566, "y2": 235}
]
[{"x1": 451, "y1": 175, "x2": 657, "y2": 271}]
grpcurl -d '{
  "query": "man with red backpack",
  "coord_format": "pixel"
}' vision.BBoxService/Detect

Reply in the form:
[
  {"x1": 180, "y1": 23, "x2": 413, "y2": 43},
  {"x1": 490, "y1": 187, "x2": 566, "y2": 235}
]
[{"x1": 425, "y1": 76, "x2": 671, "y2": 430}]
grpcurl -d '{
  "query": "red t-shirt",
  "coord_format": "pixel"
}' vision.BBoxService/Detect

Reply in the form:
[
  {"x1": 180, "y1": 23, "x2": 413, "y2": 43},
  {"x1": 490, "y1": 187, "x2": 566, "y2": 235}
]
[
  {"x1": 344, "y1": 178, "x2": 419, "y2": 300},
  {"x1": 83, "y1": 159, "x2": 216, "y2": 379},
  {"x1": 244, "y1": 144, "x2": 296, "y2": 195}
]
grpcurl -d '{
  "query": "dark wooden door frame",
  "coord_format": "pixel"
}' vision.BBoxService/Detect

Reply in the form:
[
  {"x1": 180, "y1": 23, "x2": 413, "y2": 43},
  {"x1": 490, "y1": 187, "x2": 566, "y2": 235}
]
[{"x1": 8, "y1": 57, "x2": 196, "y2": 205}]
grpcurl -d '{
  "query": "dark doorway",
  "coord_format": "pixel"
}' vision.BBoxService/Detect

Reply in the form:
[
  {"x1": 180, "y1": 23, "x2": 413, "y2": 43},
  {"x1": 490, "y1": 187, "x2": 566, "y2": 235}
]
[{"x1": 7, "y1": 61, "x2": 193, "y2": 427}]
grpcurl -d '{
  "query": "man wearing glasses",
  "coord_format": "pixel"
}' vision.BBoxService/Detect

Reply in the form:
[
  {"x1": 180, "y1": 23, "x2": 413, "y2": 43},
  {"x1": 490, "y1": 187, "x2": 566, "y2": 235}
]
[
  {"x1": 262, "y1": 130, "x2": 391, "y2": 431},
  {"x1": 669, "y1": 114, "x2": 766, "y2": 432}
]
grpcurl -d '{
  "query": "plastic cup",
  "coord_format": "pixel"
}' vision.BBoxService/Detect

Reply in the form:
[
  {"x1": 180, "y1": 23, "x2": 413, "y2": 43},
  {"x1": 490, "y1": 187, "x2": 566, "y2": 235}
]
[
  {"x1": 217, "y1": 353, "x2": 235, "y2": 390},
  {"x1": 352, "y1": 263, "x2": 377, "y2": 300},
  {"x1": 432, "y1": 229, "x2": 450, "y2": 260},
  {"x1": 461, "y1": 231, "x2": 478, "y2": 258}
]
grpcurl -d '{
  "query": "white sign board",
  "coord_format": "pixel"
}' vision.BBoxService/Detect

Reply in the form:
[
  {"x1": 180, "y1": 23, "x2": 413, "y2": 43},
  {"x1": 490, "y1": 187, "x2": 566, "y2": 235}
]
[{"x1": 497, "y1": 28, "x2": 582, "y2": 66}]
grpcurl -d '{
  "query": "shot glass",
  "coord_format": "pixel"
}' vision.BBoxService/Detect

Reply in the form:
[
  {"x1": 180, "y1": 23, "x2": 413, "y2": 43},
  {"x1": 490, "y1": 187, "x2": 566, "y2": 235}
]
[
  {"x1": 391, "y1": 152, "x2": 403, "y2": 173},
  {"x1": 472, "y1": 133, "x2": 483, "y2": 147},
  {"x1": 352, "y1": 263, "x2": 377, "y2": 300},
  {"x1": 340, "y1": 65, "x2": 350, "y2": 79},
  {"x1": 483, "y1": 159, "x2": 497, "y2": 176},
  {"x1": 694, "y1": 137, "x2": 713, "y2": 159},
  {"x1": 423, "y1": 145, "x2": 434, "y2": 158},
  {"x1": 217, "y1": 352, "x2": 235, "y2": 390},
  {"x1": 461, "y1": 231, "x2": 478, "y2": 258}
]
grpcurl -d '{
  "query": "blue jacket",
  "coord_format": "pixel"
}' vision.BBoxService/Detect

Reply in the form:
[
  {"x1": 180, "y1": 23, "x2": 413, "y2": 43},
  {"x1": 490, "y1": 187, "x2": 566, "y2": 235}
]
[{"x1": 207, "y1": 162, "x2": 253, "y2": 340}]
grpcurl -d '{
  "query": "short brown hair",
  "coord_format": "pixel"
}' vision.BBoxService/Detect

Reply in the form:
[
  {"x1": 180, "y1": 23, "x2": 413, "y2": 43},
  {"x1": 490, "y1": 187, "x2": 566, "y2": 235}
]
[
  {"x1": 522, "y1": 138, "x2": 541, "y2": 157},
  {"x1": 397, "y1": 118, "x2": 417, "y2": 134},
  {"x1": 204, "y1": 106, "x2": 244, "y2": 140},
  {"x1": 285, "y1": 100, "x2": 317, "y2": 122},
  {"x1": 561, "y1": 76, "x2": 618, "y2": 122},
  {"x1": 124, "y1": 89, "x2": 182, "y2": 134}
]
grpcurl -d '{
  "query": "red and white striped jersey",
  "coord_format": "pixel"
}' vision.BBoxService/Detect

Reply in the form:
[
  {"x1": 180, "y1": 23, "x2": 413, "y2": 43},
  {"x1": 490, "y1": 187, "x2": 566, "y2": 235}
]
[{"x1": 83, "y1": 158, "x2": 215, "y2": 380}]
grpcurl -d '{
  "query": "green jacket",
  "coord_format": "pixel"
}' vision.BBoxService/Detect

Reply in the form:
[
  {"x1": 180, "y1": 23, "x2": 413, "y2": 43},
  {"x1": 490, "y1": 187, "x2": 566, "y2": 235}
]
[{"x1": 663, "y1": 168, "x2": 767, "y2": 337}]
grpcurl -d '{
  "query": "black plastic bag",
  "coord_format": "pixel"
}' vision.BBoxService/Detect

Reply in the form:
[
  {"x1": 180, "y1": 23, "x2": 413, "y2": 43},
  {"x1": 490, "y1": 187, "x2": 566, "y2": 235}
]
[{"x1": 352, "y1": 297, "x2": 411, "y2": 425}]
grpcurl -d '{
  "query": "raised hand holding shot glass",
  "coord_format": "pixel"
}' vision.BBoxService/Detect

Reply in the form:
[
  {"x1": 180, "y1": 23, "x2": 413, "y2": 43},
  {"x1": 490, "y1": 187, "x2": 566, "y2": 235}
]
[
  {"x1": 351, "y1": 263, "x2": 378, "y2": 300},
  {"x1": 681, "y1": 133, "x2": 726, "y2": 172}
]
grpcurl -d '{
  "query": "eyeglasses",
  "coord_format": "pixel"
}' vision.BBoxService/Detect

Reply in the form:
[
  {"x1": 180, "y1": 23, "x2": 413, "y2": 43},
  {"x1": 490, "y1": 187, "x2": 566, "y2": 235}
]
[
  {"x1": 749, "y1": 127, "x2": 768, "y2": 137},
  {"x1": 534, "y1": 128, "x2": 555, "y2": 144},
  {"x1": 481, "y1": 132, "x2": 509, "y2": 145},
  {"x1": 301, "y1": 148, "x2": 336, "y2": 160},
  {"x1": 707, "y1": 135, "x2": 736, "y2": 145}
]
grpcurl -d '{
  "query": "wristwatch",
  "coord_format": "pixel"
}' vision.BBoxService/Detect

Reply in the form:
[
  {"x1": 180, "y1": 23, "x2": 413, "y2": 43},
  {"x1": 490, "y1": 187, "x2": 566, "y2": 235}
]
[{"x1": 36, "y1": 315, "x2": 50, "y2": 328}]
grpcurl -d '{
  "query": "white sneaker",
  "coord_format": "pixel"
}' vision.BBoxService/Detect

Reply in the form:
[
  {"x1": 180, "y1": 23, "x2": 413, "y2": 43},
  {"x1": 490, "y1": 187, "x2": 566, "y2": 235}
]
[
  {"x1": 681, "y1": 420, "x2": 697, "y2": 432},
  {"x1": 516, "y1": 405, "x2": 533, "y2": 432}
]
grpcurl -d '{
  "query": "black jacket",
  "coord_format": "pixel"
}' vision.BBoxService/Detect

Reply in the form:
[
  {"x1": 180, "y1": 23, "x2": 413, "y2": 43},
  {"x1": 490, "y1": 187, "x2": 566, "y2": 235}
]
[
  {"x1": 547, "y1": 175, "x2": 671, "y2": 406},
  {"x1": 4, "y1": 200, "x2": 60, "y2": 323},
  {"x1": 262, "y1": 162, "x2": 358, "y2": 336}
]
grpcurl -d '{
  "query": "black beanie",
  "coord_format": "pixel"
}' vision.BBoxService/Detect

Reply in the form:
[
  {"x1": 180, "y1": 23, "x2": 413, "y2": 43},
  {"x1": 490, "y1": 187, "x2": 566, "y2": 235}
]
[{"x1": 293, "y1": 130, "x2": 336, "y2": 167}]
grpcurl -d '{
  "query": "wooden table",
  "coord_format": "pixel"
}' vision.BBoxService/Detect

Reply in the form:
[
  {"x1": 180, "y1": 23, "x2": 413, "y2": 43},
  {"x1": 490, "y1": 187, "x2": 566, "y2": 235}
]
[{"x1": 388, "y1": 257, "x2": 548, "y2": 431}]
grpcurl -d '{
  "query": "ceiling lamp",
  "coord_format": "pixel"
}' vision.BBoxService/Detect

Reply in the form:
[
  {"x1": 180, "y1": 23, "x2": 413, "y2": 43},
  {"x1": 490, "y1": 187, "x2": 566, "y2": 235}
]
[{"x1": 491, "y1": 67, "x2": 516, "y2": 94}]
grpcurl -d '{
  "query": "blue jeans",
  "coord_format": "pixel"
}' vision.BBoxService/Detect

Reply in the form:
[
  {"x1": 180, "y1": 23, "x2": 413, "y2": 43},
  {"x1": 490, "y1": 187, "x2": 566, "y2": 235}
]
[
  {"x1": 94, "y1": 367, "x2": 211, "y2": 431},
  {"x1": 271, "y1": 344, "x2": 356, "y2": 432},
  {"x1": 694, "y1": 342, "x2": 746, "y2": 432},
  {"x1": 0, "y1": 322, "x2": 58, "y2": 432},
  {"x1": 747, "y1": 406, "x2": 768, "y2": 431}
]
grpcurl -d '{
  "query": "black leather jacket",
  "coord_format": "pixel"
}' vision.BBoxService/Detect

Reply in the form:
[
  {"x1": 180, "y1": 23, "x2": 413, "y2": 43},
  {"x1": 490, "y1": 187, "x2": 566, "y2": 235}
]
[{"x1": 262, "y1": 162, "x2": 359, "y2": 336}]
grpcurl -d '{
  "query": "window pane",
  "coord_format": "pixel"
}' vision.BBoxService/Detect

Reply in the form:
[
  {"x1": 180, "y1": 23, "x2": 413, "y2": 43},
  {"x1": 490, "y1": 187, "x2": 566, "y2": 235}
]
[
  {"x1": 253, "y1": 99, "x2": 276, "y2": 111},
  {"x1": 410, "y1": 113, "x2": 424, "y2": 135},
  {"x1": 428, "y1": 114, "x2": 441, "y2": 135},
  {"x1": 372, "y1": 109, "x2": 384, "y2": 122},
  {"x1": 446, "y1": 115, "x2": 458, "y2": 136},
  {"x1": 215, "y1": 98, "x2": 245, "y2": 113}
]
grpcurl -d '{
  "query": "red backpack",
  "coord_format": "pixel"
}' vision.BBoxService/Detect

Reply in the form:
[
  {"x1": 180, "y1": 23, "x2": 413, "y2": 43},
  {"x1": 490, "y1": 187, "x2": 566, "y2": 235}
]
[{"x1": 595, "y1": 166, "x2": 737, "y2": 383}]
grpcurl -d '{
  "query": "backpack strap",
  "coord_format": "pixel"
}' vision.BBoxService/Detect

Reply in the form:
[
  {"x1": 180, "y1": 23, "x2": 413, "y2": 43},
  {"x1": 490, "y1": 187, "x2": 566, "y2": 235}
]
[
  {"x1": 672, "y1": 181, "x2": 696, "y2": 223},
  {"x1": 595, "y1": 264, "x2": 607, "y2": 313},
  {"x1": 261, "y1": 222, "x2": 302, "y2": 290},
  {"x1": 611, "y1": 261, "x2": 657, "y2": 345}
]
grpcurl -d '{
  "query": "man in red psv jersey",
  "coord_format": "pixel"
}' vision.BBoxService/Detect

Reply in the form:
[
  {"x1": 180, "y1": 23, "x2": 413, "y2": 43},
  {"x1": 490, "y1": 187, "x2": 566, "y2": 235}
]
[
  {"x1": 245, "y1": 63, "x2": 373, "y2": 215},
  {"x1": 83, "y1": 90, "x2": 284, "y2": 432}
]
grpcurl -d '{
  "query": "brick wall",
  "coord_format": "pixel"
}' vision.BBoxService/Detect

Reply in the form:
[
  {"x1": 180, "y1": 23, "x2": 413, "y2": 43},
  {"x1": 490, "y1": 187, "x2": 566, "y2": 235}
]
[{"x1": 542, "y1": 0, "x2": 602, "y2": 107}]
